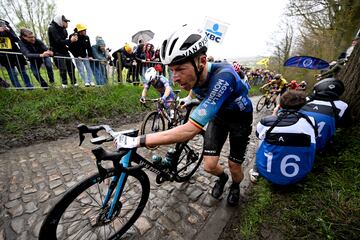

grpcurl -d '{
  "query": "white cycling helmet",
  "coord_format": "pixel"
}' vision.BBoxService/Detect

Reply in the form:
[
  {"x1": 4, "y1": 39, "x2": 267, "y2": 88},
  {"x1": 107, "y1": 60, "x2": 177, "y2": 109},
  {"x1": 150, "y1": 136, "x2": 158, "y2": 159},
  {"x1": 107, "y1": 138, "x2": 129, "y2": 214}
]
[
  {"x1": 160, "y1": 24, "x2": 208, "y2": 65},
  {"x1": 144, "y1": 67, "x2": 157, "y2": 83}
]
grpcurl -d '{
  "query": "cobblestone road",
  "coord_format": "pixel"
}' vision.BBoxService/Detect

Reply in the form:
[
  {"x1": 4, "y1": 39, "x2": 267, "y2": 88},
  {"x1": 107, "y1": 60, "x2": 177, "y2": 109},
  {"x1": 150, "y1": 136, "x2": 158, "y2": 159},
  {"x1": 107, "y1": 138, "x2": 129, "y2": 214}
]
[{"x1": 0, "y1": 96, "x2": 270, "y2": 240}]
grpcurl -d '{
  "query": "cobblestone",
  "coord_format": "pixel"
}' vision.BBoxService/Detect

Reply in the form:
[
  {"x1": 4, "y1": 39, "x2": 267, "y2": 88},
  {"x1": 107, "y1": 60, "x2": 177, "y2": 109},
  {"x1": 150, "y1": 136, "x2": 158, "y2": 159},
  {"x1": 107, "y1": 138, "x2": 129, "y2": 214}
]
[{"x1": 0, "y1": 96, "x2": 267, "y2": 239}]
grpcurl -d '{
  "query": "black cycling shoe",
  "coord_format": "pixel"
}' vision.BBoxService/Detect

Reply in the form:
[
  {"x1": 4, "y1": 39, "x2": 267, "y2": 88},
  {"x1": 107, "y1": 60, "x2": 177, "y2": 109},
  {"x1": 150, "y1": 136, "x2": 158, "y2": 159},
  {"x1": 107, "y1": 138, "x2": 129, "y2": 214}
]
[
  {"x1": 227, "y1": 184, "x2": 240, "y2": 206},
  {"x1": 211, "y1": 173, "x2": 229, "y2": 199}
]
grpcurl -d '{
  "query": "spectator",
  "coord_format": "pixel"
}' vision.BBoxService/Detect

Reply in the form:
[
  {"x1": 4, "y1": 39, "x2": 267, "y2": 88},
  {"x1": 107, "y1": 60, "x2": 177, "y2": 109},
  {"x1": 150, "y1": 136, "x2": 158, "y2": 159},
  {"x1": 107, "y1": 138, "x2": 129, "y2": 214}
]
[
  {"x1": 91, "y1": 36, "x2": 107, "y2": 85},
  {"x1": 300, "y1": 78, "x2": 350, "y2": 152},
  {"x1": 0, "y1": 19, "x2": 32, "y2": 88},
  {"x1": 19, "y1": 28, "x2": 54, "y2": 88},
  {"x1": 112, "y1": 43, "x2": 137, "y2": 83},
  {"x1": 48, "y1": 14, "x2": 78, "y2": 88},
  {"x1": 134, "y1": 43, "x2": 146, "y2": 82},
  {"x1": 251, "y1": 91, "x2": 317, "y2": 185},
  {"x1": 69, "y1": 24, "x2": 95, "y2": 87}
]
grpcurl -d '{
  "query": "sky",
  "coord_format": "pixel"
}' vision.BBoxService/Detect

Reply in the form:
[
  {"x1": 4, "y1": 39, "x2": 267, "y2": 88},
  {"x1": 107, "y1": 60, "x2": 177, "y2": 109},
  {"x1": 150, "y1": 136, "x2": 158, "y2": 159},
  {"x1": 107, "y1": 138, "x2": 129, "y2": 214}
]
[{"x1": 57, "y1": 0, "x2": 289, "y2": 60}]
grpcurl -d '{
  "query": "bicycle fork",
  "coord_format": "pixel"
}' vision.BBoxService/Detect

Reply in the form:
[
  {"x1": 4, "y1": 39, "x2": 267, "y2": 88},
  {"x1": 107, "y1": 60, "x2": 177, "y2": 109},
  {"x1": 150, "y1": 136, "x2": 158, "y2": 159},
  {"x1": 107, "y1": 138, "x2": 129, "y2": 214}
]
[{"x1": 100, "y1": 150, "x2": 133, "y2": 222}]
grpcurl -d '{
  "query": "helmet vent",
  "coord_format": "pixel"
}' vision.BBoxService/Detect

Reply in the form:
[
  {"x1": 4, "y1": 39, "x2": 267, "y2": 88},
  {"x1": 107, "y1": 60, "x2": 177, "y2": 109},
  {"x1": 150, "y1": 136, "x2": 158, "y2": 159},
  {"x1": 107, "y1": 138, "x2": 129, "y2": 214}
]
[
  {"x1": 169, "y1": 38, "x2": 179, "y2": 56},
  {"x1": 161, "y1": 40, "x2": 167, "y2": 60},
  {"x1": 180, "y1": 34, "x2": 201, "y2": 50}
]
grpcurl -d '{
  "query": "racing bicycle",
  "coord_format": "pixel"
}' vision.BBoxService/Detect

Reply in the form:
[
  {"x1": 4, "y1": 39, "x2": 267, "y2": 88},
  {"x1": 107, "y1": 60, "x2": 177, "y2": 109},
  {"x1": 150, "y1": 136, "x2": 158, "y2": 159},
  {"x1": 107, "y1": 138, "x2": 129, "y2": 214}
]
[
  {"x1": 39, "y1": 100, "x2": 203, "y2": 240},
  {"x1": 256, "y1": 87, "x2": 278, "y2": 112},
  {"x1": 140, "y1": 90, "x2": 190, "y2": 149}
]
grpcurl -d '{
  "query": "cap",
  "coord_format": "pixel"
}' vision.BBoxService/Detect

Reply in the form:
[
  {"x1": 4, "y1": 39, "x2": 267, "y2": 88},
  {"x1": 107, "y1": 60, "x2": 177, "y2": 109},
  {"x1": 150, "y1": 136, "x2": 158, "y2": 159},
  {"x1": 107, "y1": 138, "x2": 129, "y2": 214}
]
[{"x1": 62, "y1": 15, "x2": 70, "y2": 22}]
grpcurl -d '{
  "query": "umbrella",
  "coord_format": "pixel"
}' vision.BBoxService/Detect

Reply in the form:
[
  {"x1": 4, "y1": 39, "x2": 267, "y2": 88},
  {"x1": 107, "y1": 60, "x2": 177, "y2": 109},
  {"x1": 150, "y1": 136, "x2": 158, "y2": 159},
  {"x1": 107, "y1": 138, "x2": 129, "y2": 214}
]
[{"x1": 132, "y1": 30, "x2": 155, "y2": 44}]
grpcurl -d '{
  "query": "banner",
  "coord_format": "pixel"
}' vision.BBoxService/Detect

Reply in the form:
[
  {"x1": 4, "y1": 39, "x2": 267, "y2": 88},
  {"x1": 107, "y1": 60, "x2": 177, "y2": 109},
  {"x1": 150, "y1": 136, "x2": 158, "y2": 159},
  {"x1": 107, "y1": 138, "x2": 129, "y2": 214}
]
[
  {"x1": 203, "y1": 17, "x2": 229, "y2": 44},
  {"x1": 284, "y1": 56, "x2": 329, "y2": 70}
]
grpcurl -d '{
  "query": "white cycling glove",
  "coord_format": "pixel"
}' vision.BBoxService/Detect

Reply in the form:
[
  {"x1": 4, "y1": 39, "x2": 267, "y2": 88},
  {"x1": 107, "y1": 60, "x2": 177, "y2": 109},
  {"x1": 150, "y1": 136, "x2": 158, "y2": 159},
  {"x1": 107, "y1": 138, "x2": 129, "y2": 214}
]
[
  {"x1": 179, "y1": 95, "x2": 192, "y2": 106},
  {"x1": 114, "y1": 134, "x2": 138, "y2": 150}
]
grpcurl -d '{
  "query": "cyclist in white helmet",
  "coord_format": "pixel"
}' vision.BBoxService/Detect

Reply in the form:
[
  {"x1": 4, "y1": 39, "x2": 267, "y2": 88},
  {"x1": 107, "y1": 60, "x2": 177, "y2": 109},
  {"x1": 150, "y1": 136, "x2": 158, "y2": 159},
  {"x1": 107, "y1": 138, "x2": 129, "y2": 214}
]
[
  {"x1": 140, "y1": 66, "x2": 175, "y2": 117},
  {"x1": 115, "y1": 25, "x2": 253, "y2": 206}
]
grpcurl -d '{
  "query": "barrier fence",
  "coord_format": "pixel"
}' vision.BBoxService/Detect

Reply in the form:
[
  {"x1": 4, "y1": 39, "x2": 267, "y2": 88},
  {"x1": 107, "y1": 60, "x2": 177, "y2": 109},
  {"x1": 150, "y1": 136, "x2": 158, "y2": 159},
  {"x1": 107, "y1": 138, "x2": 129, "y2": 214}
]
[{"x1": 0, "y1": 51, "x2": 171, "y2": 89}]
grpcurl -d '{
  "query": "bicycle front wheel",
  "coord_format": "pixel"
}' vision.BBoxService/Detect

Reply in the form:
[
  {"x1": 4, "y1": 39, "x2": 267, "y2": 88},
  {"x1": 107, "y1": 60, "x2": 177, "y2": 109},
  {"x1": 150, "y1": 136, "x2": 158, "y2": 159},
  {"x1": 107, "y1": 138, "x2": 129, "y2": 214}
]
[
  {"x1": 39, "y1": 168, "x2": 150, "y2": 240},
  {"x1": 140, "y1": 111, "x2": 166, "y2": 150},
  {"x1": 175, "y1": 133, "x2": 204, "y2": 182},
  {"x1": 256, "y1": 96, "x2": 267, "y2": 112},
  {"x1": 140, "y1": 111, "x2": 165, "y2": 135}
]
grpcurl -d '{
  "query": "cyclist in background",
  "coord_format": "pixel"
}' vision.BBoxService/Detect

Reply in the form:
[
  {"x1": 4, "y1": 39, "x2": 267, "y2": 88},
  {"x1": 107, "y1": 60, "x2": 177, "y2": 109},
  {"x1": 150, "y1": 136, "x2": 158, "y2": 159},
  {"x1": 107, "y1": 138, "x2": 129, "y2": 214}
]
[
  {"x1": 261, "y1": 73, "x2": 288, "y2": 95},
  {"x1": 232, "y1": 62, "x2": 250, "y2": 90},
  {"x1": 287, "y1": 80, "x2": 299, "y2": 90},
  {"x1": 140, "y1": 66, "x2": 176, "y2": 118},
  {"x1": 116, "y1": 24, "x2": 253, "y2": 206},
  {"x1": 260, "y1": 73, "x2": 288, "y2": 112}
]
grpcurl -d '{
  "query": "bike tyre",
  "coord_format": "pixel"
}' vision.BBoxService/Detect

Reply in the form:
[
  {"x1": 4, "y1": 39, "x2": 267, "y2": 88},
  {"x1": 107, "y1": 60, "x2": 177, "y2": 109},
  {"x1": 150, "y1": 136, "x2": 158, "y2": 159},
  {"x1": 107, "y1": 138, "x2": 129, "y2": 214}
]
[
  {"x1": 39, "y1": 168, "x2": 150, "y2": 240},
  {"x1": 175, "y1": 133, "x2": 204, "y2": 182},
  {"x1": 140, "y1": 111, "x2": 165, "y2": 150},
  {"x1": 256, "y1": 96, "x2": 267, "y2": 112}
]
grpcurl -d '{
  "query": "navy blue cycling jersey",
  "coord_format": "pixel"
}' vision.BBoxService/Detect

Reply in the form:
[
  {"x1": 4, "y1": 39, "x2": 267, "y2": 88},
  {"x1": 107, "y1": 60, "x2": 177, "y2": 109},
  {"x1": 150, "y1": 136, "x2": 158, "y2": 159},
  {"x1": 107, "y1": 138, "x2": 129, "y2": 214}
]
[
  {"x1": 300, "y1": 99, "x2": 348, "y2": 151},
  {"x1": 190, "y1": 63, "x2": 253, "y2": 128},
  {"x1": 256, "y1": 112, "x2": 317, "y2": 185}
]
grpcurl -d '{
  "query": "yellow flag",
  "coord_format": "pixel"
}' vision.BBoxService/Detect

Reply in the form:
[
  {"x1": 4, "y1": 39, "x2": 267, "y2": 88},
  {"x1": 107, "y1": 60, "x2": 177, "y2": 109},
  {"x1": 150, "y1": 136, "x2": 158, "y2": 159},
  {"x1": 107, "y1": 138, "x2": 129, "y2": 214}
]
[{"x1": 256, "y1": 57, "x2": 269, "y2": 66}]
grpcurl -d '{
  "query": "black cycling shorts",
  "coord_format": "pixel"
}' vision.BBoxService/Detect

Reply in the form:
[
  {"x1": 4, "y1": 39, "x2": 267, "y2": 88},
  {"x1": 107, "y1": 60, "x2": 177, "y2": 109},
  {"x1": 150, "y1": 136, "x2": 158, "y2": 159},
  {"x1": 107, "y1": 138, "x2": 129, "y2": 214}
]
[{"x1": 203, "y1": 110, "x2": 253, "y2": 164}]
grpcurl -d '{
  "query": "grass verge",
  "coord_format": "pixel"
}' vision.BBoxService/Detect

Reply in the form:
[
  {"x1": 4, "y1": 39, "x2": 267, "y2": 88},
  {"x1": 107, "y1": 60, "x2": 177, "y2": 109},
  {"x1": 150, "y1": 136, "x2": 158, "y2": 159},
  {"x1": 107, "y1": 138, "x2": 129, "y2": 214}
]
[
  {"x1": 227, "y1": 125, "x2": 360, "y2": 240},
  {"x1": 0, "y1": 84, "x2": 160, "y2": 135}
]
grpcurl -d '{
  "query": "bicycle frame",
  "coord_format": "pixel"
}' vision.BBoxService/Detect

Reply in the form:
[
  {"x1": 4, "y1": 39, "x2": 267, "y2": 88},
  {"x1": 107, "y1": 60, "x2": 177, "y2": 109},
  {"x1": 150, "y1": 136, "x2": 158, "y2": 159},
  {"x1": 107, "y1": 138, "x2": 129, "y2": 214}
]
[
  {"x1": 95, "y1": 143, "x2": 187, "y2": 221},
  {"x1": 79, "y1": 99, "x2": 200, "y2": 221}
]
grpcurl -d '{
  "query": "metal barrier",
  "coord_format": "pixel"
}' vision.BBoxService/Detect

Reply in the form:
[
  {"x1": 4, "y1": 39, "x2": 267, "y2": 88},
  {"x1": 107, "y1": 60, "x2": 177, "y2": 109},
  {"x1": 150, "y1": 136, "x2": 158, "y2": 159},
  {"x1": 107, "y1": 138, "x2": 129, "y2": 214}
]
[{"x1": 0, "y1": 51, "x2": 173, "y2": 89}]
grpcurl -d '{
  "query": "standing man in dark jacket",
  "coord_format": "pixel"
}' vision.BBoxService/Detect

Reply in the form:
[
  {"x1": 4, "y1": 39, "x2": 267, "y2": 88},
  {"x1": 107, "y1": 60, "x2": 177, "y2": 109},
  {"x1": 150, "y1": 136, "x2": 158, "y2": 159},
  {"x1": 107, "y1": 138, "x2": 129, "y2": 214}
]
[
  {"x1": 69, "y1": 24, "x2": 95, "y2": 86},
  {"x1": 48, "y1": 14, "x2": 78, "y2": 88},
  {"x1": 0, "y1": 19, "x2": 32, "y2": 88},
  {"x1": 19, "y1": 28, "x2": 55, "y2": 88}
]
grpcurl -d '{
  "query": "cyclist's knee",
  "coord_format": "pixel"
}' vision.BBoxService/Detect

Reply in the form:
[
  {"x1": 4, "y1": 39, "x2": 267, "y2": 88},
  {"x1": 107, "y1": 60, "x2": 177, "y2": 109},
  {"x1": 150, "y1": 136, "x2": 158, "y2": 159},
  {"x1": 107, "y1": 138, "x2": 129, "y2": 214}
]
[{"x1": 203, "y1": 156, "x2": 220, "y2": 173}]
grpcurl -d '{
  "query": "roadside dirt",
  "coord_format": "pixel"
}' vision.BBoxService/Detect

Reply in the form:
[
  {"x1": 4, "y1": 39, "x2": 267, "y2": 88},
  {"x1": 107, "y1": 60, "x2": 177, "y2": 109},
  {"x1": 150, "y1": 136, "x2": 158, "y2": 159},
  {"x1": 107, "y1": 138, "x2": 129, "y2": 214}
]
[{"x1": 0, "y1": 112, "x2": 148, "y2": 153}]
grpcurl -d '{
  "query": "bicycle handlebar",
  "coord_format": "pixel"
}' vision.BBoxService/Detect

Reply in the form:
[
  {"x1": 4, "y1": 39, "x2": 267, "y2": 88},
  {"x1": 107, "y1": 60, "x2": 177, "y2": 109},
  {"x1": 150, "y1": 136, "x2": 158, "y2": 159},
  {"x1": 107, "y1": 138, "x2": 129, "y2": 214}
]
[{"x1": 77, "y1": 123, "x2": 138, "y2": 146}]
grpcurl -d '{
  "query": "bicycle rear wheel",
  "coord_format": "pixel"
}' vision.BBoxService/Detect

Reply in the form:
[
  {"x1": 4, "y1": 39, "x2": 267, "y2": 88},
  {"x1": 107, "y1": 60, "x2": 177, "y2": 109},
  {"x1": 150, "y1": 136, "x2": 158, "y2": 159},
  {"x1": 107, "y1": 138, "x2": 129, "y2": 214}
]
[
  {"x1": 39, "y1": 168, "x2": 150, "y2": 240},
  {"x1": 256, "y1": 96, "x2": 267, "y2": 112},
  {"x1": 175, "y1": 133, "x2": 204, "y2": 182}
]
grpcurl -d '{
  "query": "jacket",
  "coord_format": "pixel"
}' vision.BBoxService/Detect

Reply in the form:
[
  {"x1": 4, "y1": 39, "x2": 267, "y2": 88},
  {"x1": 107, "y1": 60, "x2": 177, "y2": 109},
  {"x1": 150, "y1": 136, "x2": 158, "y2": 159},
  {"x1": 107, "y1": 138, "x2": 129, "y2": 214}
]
[
  {"x1": 0, "y1": 19, "x2": 27, "y2": 67},
  {"x1": 68, "y1": 33, "x2": 93, "y2": 58},
  {"x1": 48, "y1": 21, "x2": 71, "y2": 55},
  {"x1": 19, "y1": 38, "x2": 48, "y2": 65}
]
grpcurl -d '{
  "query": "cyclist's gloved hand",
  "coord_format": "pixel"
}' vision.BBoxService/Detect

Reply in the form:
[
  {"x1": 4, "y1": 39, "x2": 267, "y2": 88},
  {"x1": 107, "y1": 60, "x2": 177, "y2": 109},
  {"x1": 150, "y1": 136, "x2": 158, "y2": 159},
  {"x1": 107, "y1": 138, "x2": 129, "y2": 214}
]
[
  {"x1": 114, "y1": 134, "x2": 138, "y2": 150},
  {"x1": 179, "y1": 95, "x2": 192, "y2": 106},
  {"x1": 140, "y1": 96, "x2": 146, "y2": 104},
  {"x1": 160, "y1": 96, "x2": 167, "y2": 103}
]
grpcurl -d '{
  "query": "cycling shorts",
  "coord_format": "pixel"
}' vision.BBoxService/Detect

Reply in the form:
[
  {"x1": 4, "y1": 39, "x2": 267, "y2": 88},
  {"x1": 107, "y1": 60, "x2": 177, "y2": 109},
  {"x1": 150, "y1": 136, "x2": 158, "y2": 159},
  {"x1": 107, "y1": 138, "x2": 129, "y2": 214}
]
[{"x1": 203, "y1": 110, "x2": 253, "y2": 164}]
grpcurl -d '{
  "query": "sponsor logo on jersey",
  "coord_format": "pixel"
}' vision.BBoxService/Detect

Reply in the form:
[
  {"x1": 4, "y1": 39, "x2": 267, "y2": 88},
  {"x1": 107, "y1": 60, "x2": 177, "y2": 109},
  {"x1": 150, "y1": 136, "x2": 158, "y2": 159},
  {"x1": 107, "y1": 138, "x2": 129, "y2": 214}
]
[{"x1": 203, "y1": 79, "x2": 229, "y2": 106}]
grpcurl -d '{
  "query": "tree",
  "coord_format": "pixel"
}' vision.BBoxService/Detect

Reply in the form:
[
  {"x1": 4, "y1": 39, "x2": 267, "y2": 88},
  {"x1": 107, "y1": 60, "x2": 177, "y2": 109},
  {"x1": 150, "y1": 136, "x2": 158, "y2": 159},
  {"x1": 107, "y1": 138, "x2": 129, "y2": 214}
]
[
  {"x1": 0, "y1": 0, "x2": 56, "y2": 44},
  {"x1": 287, "y1": 0, "x2": 360, "y2": 60},
  {"x1": 269, "y1": 22, "x2": 294, "y2": 74},
  {"x1": 338, "y1": 43, "x2": 360, "y2": 121}
]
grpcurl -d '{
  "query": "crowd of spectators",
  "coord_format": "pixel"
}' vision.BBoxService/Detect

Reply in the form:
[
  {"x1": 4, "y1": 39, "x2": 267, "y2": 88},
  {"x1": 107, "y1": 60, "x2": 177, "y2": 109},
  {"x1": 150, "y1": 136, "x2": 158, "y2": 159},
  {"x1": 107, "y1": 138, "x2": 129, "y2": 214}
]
[{"x1": 0, "y1": 15, "x2": 164, "y2": 89}]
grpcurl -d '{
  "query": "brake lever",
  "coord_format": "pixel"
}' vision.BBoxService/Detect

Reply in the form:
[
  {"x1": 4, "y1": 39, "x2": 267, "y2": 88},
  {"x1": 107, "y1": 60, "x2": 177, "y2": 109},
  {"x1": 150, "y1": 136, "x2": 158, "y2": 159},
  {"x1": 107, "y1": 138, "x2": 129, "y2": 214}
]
[{"x1": 77, "y1": 124, "x2": 102, "y2": 146}]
